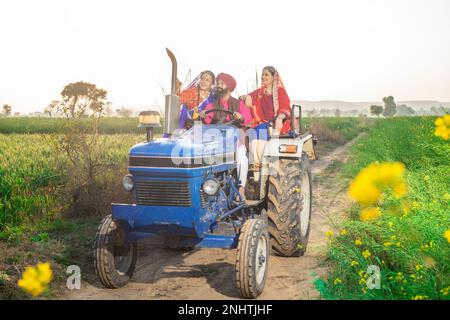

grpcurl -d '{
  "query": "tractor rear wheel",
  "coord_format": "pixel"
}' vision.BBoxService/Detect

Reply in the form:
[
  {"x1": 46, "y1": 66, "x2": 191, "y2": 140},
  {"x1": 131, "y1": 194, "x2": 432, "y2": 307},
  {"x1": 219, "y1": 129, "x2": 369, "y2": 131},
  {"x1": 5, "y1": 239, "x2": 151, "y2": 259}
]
[
  {"x1": 267, "y1": 153, "x2": 312, "y2": 257},
  {"x1": 94, "y1": 215, "x2": 137, "y2": 288},
  {"x1": 235, "y1": 218, "x2": 269, "y2": 299}
]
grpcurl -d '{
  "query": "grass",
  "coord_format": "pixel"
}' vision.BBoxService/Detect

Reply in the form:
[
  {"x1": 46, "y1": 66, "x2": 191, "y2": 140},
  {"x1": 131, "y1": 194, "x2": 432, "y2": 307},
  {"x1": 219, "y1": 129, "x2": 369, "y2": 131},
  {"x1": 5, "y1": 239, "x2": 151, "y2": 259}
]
[
  {"x1": 303, "y1": 116, "x2": 371, "y2": 142},
  {"x1": 315, "y1": 117, "x2": 450, "y2": 300}
]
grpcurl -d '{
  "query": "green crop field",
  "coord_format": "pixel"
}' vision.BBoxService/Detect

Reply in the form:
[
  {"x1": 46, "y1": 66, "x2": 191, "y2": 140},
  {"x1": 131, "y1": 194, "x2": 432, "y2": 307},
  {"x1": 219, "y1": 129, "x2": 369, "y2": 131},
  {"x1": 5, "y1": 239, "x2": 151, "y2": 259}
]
[
  {"x1": 315, "y1": 117, "x2": 450, "y2": 300},
  {"x1": 0, "y1": 117, "x2": 162, "y2": 134},
  {"x1": 0, "y1": 133, "x2": 144, "y2": 240}
]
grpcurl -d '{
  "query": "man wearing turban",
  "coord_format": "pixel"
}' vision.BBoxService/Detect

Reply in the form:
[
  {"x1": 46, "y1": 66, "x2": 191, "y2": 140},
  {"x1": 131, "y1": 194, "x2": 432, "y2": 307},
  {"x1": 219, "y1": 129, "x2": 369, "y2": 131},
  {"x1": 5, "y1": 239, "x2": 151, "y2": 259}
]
[{"x1": 200, "y1": 73, "x2": 253, "y2": 199}]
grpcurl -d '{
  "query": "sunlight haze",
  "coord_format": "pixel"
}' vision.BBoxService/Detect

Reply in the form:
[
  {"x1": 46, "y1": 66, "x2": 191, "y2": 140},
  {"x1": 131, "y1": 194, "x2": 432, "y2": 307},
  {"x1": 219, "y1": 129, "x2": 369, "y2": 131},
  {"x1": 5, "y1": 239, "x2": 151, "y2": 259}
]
[{"x1": 1, "y1": 0, "x2": 450, "y2": 114}]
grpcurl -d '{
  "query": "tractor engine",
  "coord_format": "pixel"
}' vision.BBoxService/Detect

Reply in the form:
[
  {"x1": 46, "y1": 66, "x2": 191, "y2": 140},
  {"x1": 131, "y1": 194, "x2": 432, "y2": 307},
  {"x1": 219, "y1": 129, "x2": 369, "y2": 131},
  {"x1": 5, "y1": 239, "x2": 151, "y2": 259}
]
[{"x1": 118, "y1": 124, "x2": 241, "y2": 243}]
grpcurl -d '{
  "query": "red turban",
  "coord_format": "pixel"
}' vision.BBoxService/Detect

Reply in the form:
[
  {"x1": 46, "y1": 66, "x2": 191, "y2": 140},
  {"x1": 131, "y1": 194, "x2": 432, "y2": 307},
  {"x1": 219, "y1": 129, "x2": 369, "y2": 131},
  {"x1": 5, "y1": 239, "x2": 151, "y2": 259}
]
[{"x1": 216, "y1": 73, "x2": 237, "y2": 92}]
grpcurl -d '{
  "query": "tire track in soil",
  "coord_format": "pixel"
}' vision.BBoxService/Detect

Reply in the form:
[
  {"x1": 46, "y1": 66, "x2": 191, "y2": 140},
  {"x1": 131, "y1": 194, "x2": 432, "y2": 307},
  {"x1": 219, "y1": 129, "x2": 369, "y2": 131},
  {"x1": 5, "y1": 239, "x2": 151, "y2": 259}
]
[{"x1": 62, "y1": 135, "x2": 362, "y2": 300}]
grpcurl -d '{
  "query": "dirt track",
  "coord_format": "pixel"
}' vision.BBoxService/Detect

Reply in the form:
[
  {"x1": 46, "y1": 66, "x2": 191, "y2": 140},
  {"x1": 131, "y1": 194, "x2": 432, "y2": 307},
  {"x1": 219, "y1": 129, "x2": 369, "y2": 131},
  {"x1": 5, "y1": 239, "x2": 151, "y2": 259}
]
[{"x1": 62, "y1": 137, "x2": 360, "y2": 300}]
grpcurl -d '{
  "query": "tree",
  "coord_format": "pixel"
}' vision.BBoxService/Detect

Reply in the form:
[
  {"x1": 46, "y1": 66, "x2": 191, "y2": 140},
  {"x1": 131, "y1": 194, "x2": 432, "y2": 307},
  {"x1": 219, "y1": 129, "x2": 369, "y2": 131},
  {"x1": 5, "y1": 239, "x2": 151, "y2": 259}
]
[
  {"x1": 44, "y1": 101, "x2": 59, "y2": 117},
  {"x1": 370, "y1": 105, "x2": 383, "y2": 117},
  {"x1": 116, "y1": 106, "x2": 133, "y2": 118},
  {"x1": 334, "y1": 108, "x2": 341, "y2": 117},
  {"x1": 54, "y1": 81, "x2": 107, "y2": 118},
  {"x1": 104, "y1": 102, "x2": 113, "y2": 117},
  {"x1": 396, "y1": 104, "x2": 416, "y2": 116},
  {"x1": 382, "y1": 96, "x2": 397, "y2": 117},
  {"x1": 2, "y1": 104, "x2": 12, "y2": 116}
]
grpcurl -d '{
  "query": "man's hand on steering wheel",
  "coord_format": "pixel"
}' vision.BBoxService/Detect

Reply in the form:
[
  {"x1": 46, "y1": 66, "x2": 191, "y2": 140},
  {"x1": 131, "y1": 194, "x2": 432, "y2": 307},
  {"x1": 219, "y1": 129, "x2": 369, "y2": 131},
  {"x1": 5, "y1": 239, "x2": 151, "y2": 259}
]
[
  {"x1": 199, "y1": 110, "x2": 207, "y2": 119},
  {"x1": 233, "y1": 112, "x2": 243, "y2": 121},
  {"x1": 203, "y1": 109, "x2": 243, "y2": 126}
]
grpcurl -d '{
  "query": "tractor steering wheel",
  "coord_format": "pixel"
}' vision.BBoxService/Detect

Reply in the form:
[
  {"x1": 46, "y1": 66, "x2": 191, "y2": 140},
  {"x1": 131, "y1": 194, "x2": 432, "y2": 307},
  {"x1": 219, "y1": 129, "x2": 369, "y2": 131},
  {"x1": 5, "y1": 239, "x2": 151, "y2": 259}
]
[{"x1": 203, "y1": 109, "x2": 244, "y2": 126}]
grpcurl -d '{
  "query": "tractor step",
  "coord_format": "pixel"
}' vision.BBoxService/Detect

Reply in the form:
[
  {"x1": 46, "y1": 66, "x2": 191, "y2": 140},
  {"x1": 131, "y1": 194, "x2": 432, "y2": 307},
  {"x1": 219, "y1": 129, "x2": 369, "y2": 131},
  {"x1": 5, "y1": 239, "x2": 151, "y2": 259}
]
[{"x1": 244, "y1": 199, "x2": 264, "y2": 208}]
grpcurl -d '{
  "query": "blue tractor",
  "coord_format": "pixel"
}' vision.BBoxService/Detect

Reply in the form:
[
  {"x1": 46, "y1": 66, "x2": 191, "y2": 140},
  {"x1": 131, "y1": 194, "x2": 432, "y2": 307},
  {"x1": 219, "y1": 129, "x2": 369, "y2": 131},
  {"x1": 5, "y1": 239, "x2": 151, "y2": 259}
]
[{"x1": 94, "y1": 49, "x2": 317, "y2": 298}]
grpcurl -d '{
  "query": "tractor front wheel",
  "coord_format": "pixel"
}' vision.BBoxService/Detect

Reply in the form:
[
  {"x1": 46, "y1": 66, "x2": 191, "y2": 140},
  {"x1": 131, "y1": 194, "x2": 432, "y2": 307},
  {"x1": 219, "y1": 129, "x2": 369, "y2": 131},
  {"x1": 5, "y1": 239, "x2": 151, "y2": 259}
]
[
  {"x1": 267, "y1": 154, "x2": 312, "y2": 257},
  {"x1": 94, "y1": 215, "x2": 137, "y2": 288},
  {"x1": 235, "y1": 218, "x2": 269, "y2": 299}
]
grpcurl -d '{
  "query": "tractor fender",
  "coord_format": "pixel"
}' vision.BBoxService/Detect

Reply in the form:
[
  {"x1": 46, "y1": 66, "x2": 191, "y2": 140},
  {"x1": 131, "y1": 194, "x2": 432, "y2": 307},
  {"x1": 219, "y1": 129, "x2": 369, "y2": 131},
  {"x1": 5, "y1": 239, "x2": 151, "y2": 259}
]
[{"x1": 262, "y1": 133, "x2": 317, "y2": 160}]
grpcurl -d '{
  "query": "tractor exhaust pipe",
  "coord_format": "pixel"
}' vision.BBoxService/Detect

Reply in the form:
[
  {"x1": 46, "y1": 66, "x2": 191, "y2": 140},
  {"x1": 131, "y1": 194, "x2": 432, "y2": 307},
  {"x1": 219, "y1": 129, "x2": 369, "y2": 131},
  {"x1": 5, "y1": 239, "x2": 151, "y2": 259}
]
[
  {"x1": 166, "y1": 48, "x2": 177, "y2": 95},
  {"x1": 164, "y1": 48, "x2": 181, "y2": 136}
]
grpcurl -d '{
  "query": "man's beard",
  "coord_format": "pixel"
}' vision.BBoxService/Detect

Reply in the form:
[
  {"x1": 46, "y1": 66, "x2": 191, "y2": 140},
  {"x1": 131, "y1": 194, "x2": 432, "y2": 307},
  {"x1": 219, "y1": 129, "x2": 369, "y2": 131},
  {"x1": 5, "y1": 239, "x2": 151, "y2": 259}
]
[{"x1": 215, "y1": 87, "x2": 229, "y2": 98}]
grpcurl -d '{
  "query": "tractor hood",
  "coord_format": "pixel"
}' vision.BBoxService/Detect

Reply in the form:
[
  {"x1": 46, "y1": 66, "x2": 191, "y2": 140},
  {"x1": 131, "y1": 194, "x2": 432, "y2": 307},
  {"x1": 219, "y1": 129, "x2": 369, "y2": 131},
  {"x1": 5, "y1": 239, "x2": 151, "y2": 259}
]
[{"x1": 129, "y1": 124, "x2": 239, "y2": 169}]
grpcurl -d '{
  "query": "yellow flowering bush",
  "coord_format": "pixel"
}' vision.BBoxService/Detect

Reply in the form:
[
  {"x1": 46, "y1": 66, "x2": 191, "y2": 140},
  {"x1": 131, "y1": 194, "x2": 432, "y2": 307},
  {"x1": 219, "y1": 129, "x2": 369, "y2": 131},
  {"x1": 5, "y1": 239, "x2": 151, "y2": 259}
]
[
  {"x1": 316, "y1": 118, "x2": 450, "y2": 300},
  {"x1": 348, "y1": 162, "x2": 407, "y2": 207},
  {"x1": 444, "y1": 230, "x2": 450, "y2": 243},
  {"x1": 360, "y1": 207, "x2": 382, "y2": 221},
  {"x1": 17, "y1": 262, "x2": 53, "y2": 297},
  {"x1": 350, "y1": 260, "x2": 359, "y2": 267},
  {"x1": 434, "y1": 114, "x2": 450, "y2": 141},
  {"x1": 362, "y1": 250, "x2": 371, "y2": 259},
  {"x1": 348, "y1": 162, "x2": 409, "y2": 222}
]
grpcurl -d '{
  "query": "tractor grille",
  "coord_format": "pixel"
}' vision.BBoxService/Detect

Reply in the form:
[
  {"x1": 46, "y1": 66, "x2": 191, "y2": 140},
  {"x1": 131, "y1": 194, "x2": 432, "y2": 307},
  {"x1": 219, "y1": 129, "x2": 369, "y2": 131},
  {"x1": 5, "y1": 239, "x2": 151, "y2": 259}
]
[
  {"x1": 135, "y1": 180, "x2": 192, "y2": 207},
  {"x1": 200, "y1": 189, "x2": 207, "y2": 208}
]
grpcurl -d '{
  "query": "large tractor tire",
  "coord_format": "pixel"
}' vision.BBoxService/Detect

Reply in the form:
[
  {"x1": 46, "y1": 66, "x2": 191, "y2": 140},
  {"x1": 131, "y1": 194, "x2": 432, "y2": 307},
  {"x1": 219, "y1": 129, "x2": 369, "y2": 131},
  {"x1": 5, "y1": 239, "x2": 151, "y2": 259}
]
[
  {"x1": 267, "y1": 153, "x2": 312, "y2": 257},
  {"x1": 94, "y1": 215, "x2": 137, "y2": 288},
  {"x1": 235, "y1": 218, "x2": 269, "y2": 299}
]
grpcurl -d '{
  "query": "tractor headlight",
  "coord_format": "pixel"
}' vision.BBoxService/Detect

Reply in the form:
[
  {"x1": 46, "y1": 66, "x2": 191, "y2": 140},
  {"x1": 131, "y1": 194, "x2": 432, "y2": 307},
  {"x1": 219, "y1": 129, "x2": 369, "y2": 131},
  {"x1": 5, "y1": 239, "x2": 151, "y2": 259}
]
[
  {"x1": 203, "y1": 179, "x2": 220, "y2": 196},
  {"x1": 122, "y1": 174, "x2": 134, "y2": 192}
]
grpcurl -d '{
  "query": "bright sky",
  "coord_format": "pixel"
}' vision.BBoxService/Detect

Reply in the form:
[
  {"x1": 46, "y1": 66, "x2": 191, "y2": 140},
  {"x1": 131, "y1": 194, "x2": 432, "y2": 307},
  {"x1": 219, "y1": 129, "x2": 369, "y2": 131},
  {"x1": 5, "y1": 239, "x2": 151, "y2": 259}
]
[{"x1": 1, "y1": 0, "x2": 450, "y2": 114}]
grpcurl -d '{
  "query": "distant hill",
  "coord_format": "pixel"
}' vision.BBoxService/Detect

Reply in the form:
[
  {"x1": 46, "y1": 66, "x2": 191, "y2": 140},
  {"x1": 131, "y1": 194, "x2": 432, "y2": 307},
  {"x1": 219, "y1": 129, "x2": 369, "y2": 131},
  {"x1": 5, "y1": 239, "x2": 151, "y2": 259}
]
[{"x1": 292, "y1": 100, "x2": 450, "y2": 111}]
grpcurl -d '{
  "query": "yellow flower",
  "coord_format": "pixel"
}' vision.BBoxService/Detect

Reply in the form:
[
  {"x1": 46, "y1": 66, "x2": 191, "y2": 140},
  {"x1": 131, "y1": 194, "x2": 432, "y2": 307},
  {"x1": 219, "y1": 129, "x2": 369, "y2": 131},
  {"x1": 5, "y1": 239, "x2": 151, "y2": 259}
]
[
  {"x1": 362, "y1": 250, "x2": 371, "y2": 259},
  {"x1": 444, "y1": 230, "x2": 450, "y2": 243},
  {"x1": 415, "y1": 264, "x2": 423, "y2": 271},
  {"x1": 394, "y1": 182, "x2": 408, "y2": 198},
  {"x1": 396, "y1": 272, "x2": 405, "y2": 282},
  {"x1": 325, "y1": 230, "x2": 334, "y2": 238},
  {"x1": 412, "y1": 295, "x2": 429, "y2": 300},
  {"x1": 388, "y1": 222, "x2": 394, "y2": 228},
  {"x1": 360, "y1": 207, "x2": 382, "y2": 221},
  {"x1": 350, "y1": 260, "x2": 359, "y2": 267},
  {"x1": 359, "y1": 278, "x2": 367, "y2": 285},
  {"x1": 434, "y1": 115, "x2": 450, "y2": 140},
  {"x1": 384, "y1": 242, "x2": 392, "y2": 247},
  {"x1": 36, "y1": 262, "x2": 53, "y2": 284},
  {"x1": 440, "y1": 286, "x2": 450, "y2": 296},
  {"x1": 355, "y1": 239, "x2": 363, "y2": 246},
  {"x1": 348, "y1": 162, "x2": 407, "y2": 206},
  {"x1": 17, "y1": 277, "x2": 44, "y2": 297},
  {"x1": 333, "y1": 278, "x2": 342, "y2": 285},
  {"x1": 341, "y1": 229, "x2": 347, "y2": 236},
  {"x1": 17, "y1": 262, "x2": 53, "y2": 297}
]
